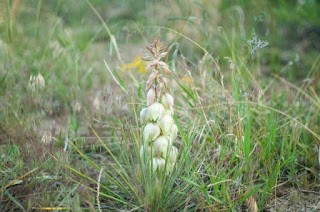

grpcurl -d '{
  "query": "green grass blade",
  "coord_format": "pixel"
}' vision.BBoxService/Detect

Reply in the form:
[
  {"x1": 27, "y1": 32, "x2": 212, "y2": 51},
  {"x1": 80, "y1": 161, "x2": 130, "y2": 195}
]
[{"x1": 244, "y1": 105, "x2": 251, "y2": 172}]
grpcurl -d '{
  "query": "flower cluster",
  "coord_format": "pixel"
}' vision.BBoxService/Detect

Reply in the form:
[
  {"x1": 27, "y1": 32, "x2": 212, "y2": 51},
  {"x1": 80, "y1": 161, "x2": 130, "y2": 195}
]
[
  {"x1": 247, "y1": 33, "x2": 269, "y2": 55},
  {"x1": 28, "y1": 73, "x2": 45, "y2": 91},
  {"x1": 121, "y1": 56, "x2": 148, "y2": 73},
  {"x1": 140, "y1": 39, "x2": 178, "y2": 175}
]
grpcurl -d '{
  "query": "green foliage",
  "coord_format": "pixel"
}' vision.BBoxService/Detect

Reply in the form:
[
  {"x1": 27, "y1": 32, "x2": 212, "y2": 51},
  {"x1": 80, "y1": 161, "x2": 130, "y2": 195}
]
[{"x1": 1, "y1": 0, "x2": 319, "y2": 210}]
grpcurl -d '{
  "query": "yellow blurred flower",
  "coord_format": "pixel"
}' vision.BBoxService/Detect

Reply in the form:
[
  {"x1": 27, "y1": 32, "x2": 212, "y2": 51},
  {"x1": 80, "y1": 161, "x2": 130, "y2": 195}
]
[
  {"x1": 181, "y1": 77, "x2": 193, "y2": 84},
  {"x1": 181, "y1": 76, "x2": 195, "y2": 88},
  {"x1": 121, "y1": 57, "x2": 148, "y2": 73}
]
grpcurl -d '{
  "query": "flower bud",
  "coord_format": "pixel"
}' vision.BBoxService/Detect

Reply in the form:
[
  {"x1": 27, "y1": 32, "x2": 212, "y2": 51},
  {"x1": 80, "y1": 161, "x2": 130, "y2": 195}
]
[
  {"x1": 159, "y1": 62, "x2": 172, "y2": 75},
  {"x1": 158, "y1": 113, "x2": 173, "y2": 135},
  {"x1": 156, "y1": 81, "x2": 163, "y2": 98},
  {"x1": 142, "y1": 56, "x2": 153, "y2": 61},
  {"x1": 140, "y1": 107, "x2": 149, "y2": 124},
  {"x1": 146, "y1": 60, "x2": 159, "y2": 71},
  {"x1": 143, "y1": 123, "x2": 160, "y2": 142},
  {"x1": 147, "y1": 88, "x2": 156, "y2": 106},
  {"x1": 146, "y1": 71, "x2": 157, "y2": 91},
  {"x1": 170, "y1": 124, "x2": 178, "y2": 141},
  {"x1": 154, "y1": 136, "x2": 171, "y2": 158},
  {"x1": 159, "y1": 52, "x2": 168, "y2": 58},
  {"x1": 140, "y1": 144, "x2": 154, "y2": 159},
  {"x1": 151, "y1": 157, "x2": 165, "y2": 173},
  {"x1": 148, "y1": 102, "x2": 165, "y2": 121},
  {"x1": 161, "y1": 93, "x2": 174, "y2": 109}
]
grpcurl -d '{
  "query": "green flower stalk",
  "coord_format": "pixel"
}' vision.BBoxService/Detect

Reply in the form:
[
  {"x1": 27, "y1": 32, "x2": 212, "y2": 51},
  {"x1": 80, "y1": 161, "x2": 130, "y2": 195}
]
[{"x1": 140, "y1": 39, "x2": 178, "y2": 175}]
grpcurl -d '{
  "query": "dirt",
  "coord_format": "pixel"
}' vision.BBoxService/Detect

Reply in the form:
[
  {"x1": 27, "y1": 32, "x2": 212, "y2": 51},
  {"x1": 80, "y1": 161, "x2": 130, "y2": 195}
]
[{"x1": 265, "y1": 186, "x2": 320, "y2": 212}]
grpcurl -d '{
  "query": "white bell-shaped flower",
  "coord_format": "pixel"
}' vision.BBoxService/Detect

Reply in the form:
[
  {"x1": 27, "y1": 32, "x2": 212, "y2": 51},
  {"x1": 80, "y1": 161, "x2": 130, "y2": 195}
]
[
  {"x1": 170, "y1": 124, "x2": 178, "y2": 141},
  {"x1": 168, "y1": 146, "x2": 178, "y2": 163},
  {"x1": 161, "y1": 93, "x2": 174, "y2": 109},
  {"x1": 143, "y1": 123, "x2": 160, "y2": 142},
  {"x1": 147, "y1": 88, "x2": 156, "y2": 106},
  {"x1": 154, "y1": 136, "x2": 171, "y2": 158},
  {"x1": 158, "y1": 113, "x2": 173, "y2": 135},
  {"x1": 151, "y1": 157, "x2": 165, "y2": 173},
  {"x1": 140, "y1": 107, "x2": 149, "y2": 124},
  {"x1": 148, "y1": 102, "x2": 165, "y2": 121},
  {"x1": 166, "y1": 162, "x2": 176, "y2": 175}
]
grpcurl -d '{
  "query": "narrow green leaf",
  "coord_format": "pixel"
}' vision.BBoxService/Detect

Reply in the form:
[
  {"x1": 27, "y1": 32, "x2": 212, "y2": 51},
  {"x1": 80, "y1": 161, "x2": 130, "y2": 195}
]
[
  {"x1": 175, "y1": 79, "x2": 197, "y2": 102},
  {"x1": 4, "y1": 189, "x2": 26, "y2": 212},
  {"x1": 244, "y1": 105, "x2": 251, "y2": 172}
]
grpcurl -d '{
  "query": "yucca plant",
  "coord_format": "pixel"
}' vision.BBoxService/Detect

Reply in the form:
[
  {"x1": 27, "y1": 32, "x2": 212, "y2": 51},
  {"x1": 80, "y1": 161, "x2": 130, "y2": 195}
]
[
  {"x1": 140, "y1": 38, "x2": 178, "y2": 176},
  {"x1": 61, "y1": 39, "x2": 199, "y2": 211}
]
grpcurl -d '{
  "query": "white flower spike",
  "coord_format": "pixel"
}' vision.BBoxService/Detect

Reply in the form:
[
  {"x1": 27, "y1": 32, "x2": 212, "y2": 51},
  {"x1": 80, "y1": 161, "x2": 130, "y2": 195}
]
[{"x1": 139, "y1": 39, "x2": 179, "y2": 175}]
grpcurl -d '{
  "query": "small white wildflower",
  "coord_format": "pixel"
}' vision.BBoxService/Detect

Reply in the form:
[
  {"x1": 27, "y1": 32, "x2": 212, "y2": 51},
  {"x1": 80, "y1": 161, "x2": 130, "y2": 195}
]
[
  {"x1": 93, "y1": 96, "x2": 100, "y2": 110},
  {"x1": 247, "y1": 33, "x2": 269, "y2": 55},
  {"x1": 41, "y1": 132, "x2": 52, "y2": 144},
  {"x1": 74, "y1": 101, "x2": 82, "y2": 112},
  {"x1": 28, "y1": 73, "x2": 45, "y2": 91},
  {"x1": 36, "y1": 73, "x2": 45, "y2": 88}
]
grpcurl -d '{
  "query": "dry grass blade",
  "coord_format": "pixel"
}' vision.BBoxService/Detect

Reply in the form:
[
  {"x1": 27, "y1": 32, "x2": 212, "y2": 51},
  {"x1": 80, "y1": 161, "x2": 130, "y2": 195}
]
[
  {"x1": 103, "y1": 60, "x2": 128, "y2": 94},
  {"x1": 83, "y1": 0, "x2": 123, "y2": 64},
  {"x1": 245, "y1": 196, "x2": 258, "y2": 212},
  {"x1": 89, "y1": 125, "x2": 140, "y2": 200},
  {"x1": 48, "y1": 152, "x2": 129, "y2": 205},
  {"x1": 272, "y1": 74, "x2": 320, "y2": 108},
  {"x1": 0, "y1": 168, "x2": 38, "y2": 193},
  {"x1": 97, "y1": 167, "x2": 104, "y2": 212}
]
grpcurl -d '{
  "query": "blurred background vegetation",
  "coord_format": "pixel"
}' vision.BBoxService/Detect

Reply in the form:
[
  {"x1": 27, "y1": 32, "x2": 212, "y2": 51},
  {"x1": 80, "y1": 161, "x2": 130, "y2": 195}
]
[{"x1": 0, "y1": 0, "x2": 320, "y2": 211}]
